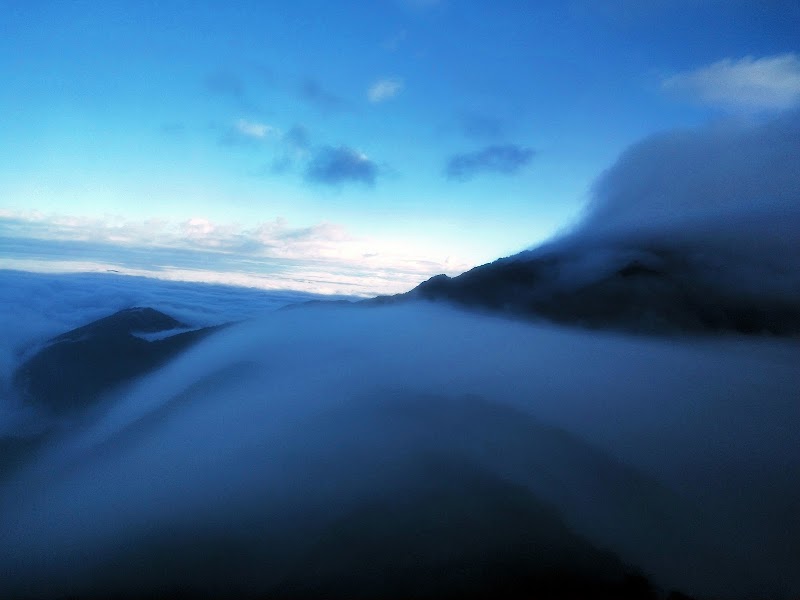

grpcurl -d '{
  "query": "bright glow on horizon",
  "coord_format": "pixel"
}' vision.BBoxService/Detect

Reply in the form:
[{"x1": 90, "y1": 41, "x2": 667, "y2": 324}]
[{"x1": 1, "y1": 2, "x2": 798, "y2": 293}]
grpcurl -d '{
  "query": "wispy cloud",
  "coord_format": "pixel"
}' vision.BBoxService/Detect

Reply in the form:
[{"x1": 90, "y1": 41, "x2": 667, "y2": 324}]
[
  {"x1": 662, "y1": 53, "x2": 800, "y2": 112},
  {"x1": 219, "y1": 119, "x2": 276, "y2": 146},
  {"x1": 444, "y1": 144, "x2": 535, "y2": 181},
  {"x1": 305, "y1": 146, "x2": 379, "y2": 186},
  {"x1": 368, "y1": 78, "x2": 404, "y2": 103},
  {"x1": 299, "y1": 79, "x2": 347, "y2": 112}
]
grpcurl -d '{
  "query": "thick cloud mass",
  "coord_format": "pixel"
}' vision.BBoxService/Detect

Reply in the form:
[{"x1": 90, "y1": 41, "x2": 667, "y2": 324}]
[
  {"x1": 0, "y1": 303, "x2": 798, "y2": 599},
  {"x1": 2, "y1": 111, "x2": 799, "y2": 599},
  {"x1": 523, "y1": 110, "x2": 800, "y2": 316},
  {"x1": 581, "y1": 110, "x2": 800, "y2": 234}
]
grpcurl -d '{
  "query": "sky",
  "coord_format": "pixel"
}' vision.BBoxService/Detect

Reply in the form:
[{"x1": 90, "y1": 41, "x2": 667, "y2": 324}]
[{"x1": 1, "y1": 0, "x2": 799, "y2": 295}]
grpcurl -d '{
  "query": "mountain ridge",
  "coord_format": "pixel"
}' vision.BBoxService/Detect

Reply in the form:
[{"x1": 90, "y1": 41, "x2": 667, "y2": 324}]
[
  {"x1": 372, "y1": 238, "x2": 800, "y2": 336},
  {"x1": 12, "y1": 307, "x2": 222, "y2": 413}
]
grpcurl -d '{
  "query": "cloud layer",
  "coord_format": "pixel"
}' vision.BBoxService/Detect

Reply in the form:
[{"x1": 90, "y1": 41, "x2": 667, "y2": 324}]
[
  {"x1": 0, "y1": 211, "x2": 471, "y2": 297},
  {"x1": 1, "y1": 301, "x2": 798, "y2": 598},
  {"x1": 0, "y1": 269, "x2": 324, "y2": 414}
]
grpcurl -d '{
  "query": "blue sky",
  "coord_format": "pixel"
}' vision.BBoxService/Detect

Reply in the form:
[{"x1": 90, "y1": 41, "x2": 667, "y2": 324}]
[{"x1": 1, "y1": 0, "x2": 799, "y2": 295}]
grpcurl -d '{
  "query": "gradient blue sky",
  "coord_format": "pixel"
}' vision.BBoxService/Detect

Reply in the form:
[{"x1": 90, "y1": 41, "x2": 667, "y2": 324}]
[{"x1": 2, "y1": 0, "x2": 799, "y2": 295}]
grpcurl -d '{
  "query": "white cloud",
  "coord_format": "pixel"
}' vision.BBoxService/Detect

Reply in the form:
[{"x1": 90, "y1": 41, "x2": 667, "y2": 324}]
[
  {"x1": 234, "y1": 119, "x2": 274, "y2": 139},
  {"x1": 662, "y1": 53, "x2": 800, "y2": 111},
  {"x1": 0, "y1": 211, "x2": 472, "y2": 297},
  {"x1": 219, "y1": 119, "x2": 276, "y2": 145},
  {"x1": 367, "y1": 78, "x2": 404, "y2": 103}
]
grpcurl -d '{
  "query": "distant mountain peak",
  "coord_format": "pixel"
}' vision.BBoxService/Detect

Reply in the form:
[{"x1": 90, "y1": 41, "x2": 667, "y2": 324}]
[
  {"x1": 13, "y1": 308, "x2": 219, "y2": 413},
  {"x1": 52, "y1": 307, "x2": 186, "y2": 344}
]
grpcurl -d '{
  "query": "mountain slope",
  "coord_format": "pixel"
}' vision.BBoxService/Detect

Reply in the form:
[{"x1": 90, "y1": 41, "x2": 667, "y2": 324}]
[
  {"x1": 379, "y1": 237, "x2": 800, "y2": 335},
  {"x1": 12, "y1": 307, "x2": 221, "y2": 412}
]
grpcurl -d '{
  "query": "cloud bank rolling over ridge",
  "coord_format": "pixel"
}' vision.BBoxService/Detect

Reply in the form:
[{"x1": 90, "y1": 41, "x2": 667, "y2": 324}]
[
  {"x1": 1, "y1": 104, "x2": 800, "y2": 599},
  {"x1": 517, "y1": 108, "x2": 800, "y2": 312},
  {"x1": 1, "y1": 303, "x2": 798, "y2": 599},
  {"x1": 2, "y1": 1, "x2": 800, "y2": 593}
]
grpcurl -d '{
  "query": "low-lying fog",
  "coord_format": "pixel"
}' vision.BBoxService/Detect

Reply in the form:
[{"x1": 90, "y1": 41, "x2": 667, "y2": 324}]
[{"x1": 1, "y1": 301, "x2": 798, "y2": 598}]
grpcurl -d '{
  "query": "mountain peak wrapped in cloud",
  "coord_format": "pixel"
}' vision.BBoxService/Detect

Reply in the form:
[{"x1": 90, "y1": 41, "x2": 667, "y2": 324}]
[
  {"x1": 388, "y1": 110, "x2": 800, "y2": 335},
  {"x1": 13, "y1": 307, "x2": 220, "y2": 414}
]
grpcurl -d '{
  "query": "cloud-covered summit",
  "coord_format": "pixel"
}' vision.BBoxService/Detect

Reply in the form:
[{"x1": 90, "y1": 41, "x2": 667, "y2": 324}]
[
  {"x1": 395, "y1": 109, "x2": 800, "y2": 335},
  {"x1": 581, "y1": 108, "x2": 800, "y2": 236}
]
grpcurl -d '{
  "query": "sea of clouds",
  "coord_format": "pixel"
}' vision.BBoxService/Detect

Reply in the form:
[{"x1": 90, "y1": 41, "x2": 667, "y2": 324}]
[
  {"x1": 1, "y1": 110, "x2": 799, "y2": 599},
  {"x1": 0, "y1": 302, "x2": 798, "y2": 598}
]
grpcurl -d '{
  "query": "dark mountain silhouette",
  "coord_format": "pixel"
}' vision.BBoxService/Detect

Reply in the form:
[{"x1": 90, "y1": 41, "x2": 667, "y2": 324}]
[
  {"x1": 12, "y1": 307, "x2": 222, "y2": 413},
  {"x1": 374, "y1": 240, "x2": 800, "y2": 335}
]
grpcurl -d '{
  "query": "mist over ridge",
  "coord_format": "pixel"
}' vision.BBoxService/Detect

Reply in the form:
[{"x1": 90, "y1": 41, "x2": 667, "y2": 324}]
[
  {"x1": 2, "y1": 302, "x2": 799, "y2": 598},
  {"x1": 1, "y1": 109, "x2": 799, "y2": 599},
  {"x1": 393, "y1": 111, "x2": 800, "y2": 336}
]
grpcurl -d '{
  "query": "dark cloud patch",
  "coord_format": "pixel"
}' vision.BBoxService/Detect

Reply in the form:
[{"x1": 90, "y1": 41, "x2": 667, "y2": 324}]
[
  {"x1": 445, "y1": 144, "x2": 535, "y2": 181},
  {"x1": 299, "y1": 79, "x2": 347, "y2": 112},
  {"x1": 460, "y1": 113, "x2": 505, "y2": 140},
  {"x1": 306, "y1": 146, "x2": 378, "y2": 186}
]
